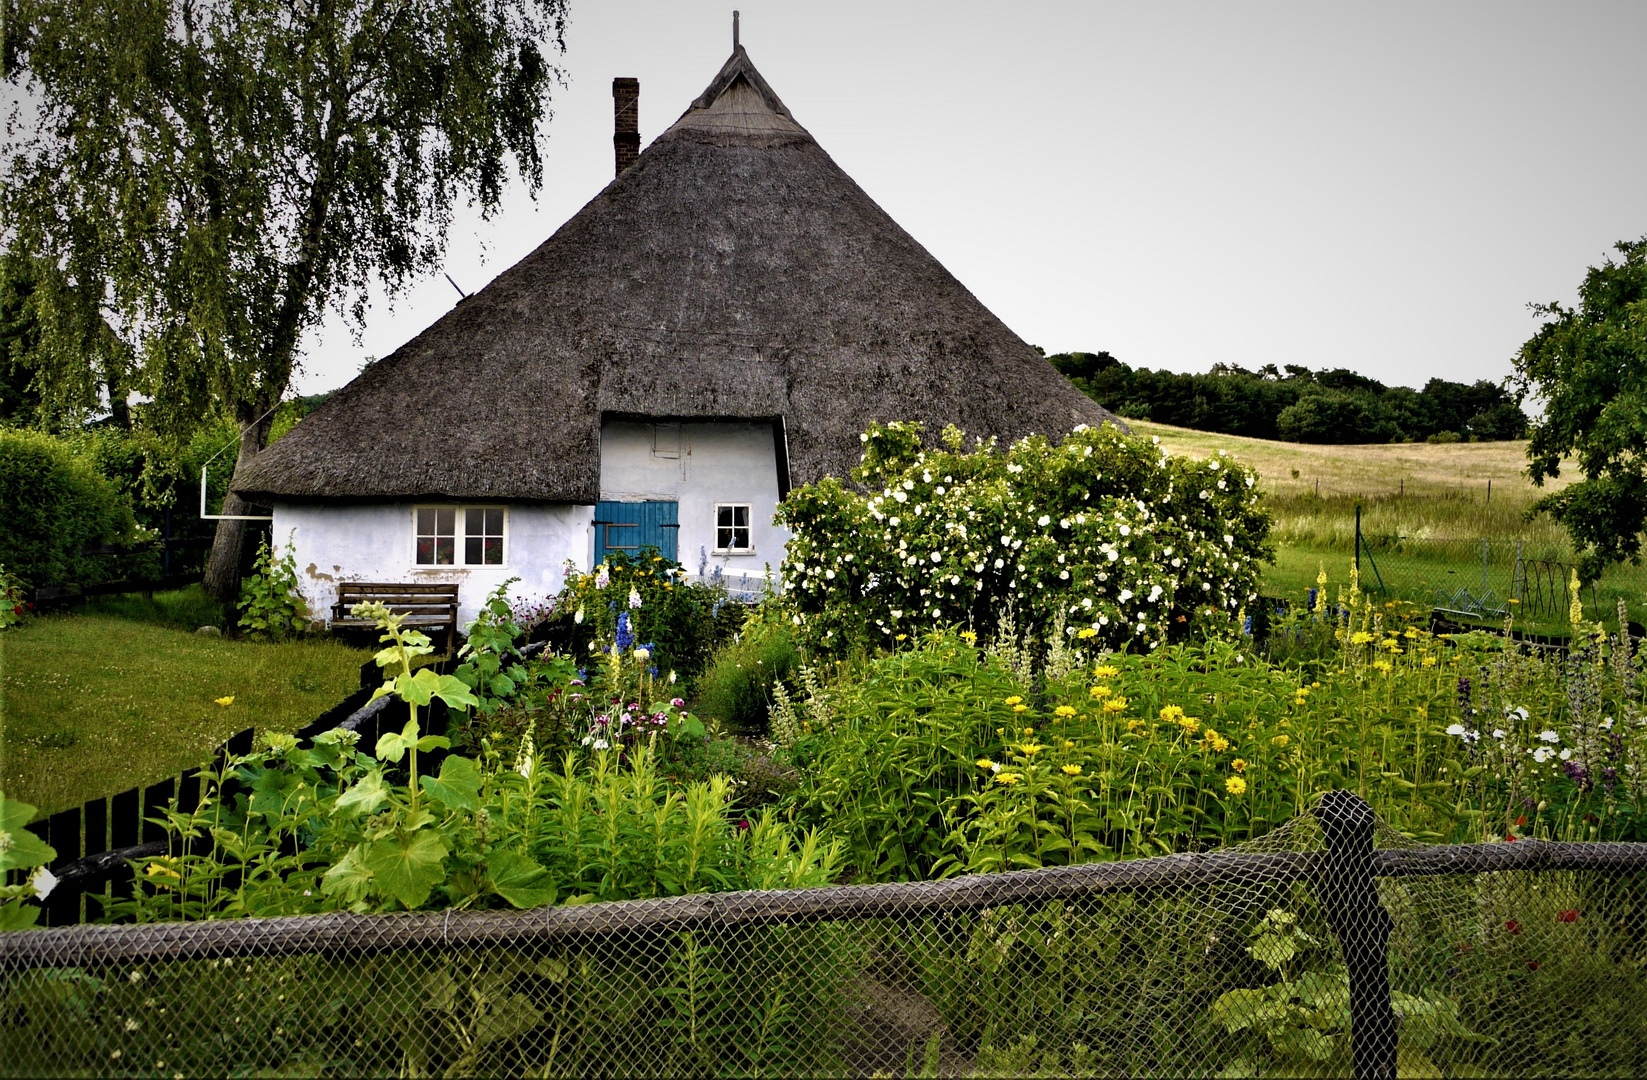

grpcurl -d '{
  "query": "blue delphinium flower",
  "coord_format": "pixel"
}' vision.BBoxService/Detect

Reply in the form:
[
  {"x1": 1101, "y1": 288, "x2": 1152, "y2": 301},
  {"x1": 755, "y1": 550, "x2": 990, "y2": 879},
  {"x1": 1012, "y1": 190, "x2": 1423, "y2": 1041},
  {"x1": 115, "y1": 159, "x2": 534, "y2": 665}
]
[{"x1": 615, "y1": 611, "x2": 634, "y2": 651}]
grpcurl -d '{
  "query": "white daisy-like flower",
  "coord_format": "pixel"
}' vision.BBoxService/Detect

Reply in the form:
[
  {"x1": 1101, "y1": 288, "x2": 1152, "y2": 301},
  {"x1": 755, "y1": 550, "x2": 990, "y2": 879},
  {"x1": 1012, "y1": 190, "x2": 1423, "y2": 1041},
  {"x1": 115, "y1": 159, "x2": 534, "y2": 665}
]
[{"x1": 1538, "y1": 730, "x2": 1560, "y2": 743}]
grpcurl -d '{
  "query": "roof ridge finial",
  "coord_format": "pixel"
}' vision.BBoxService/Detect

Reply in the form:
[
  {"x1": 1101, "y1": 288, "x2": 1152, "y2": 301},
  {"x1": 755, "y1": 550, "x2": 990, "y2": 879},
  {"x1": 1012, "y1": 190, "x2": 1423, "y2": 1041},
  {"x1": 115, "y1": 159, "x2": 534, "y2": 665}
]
[{"x1": 733, "y1": 10, "x2": 739, "y2": 49}]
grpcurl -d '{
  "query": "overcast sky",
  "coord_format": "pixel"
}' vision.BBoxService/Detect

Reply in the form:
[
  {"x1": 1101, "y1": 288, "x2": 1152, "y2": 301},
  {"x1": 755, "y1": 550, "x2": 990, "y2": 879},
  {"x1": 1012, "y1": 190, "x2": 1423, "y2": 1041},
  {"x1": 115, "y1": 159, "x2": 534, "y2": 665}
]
[{"x1": 294, "y1": 0, "x2": 1647, "y2": 397}]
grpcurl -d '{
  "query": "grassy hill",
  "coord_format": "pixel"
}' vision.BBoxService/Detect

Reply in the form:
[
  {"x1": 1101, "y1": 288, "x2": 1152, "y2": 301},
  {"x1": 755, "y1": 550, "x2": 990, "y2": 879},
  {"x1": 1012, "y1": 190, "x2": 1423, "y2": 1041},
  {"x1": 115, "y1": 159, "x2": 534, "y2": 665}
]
[{"x1": 1120, "y1": 420, "x2": 1642, "y2": 632}]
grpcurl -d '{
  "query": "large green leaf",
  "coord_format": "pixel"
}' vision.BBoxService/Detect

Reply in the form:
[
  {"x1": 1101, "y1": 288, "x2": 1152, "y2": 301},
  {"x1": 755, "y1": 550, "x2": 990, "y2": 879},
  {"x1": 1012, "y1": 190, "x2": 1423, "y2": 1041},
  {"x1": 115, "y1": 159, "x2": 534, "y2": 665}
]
[
  {"x1": 420, "y1": 755, "x2": 482, "y2": 812},
  {"x1": 363, "y1": 830, "x2": 448, "y2": 909},
  {"x1": 319, "y1": 844, "x2": 375, "y2": 905},
  {"x1": 376, "y1": 718, "x2": 420, "y2": 763},
  {"x1": 488, "y1": 849, "x2": 557, "y2": 910},
  {"x1": 334, "y1": 770, "x2": 391, "y2": 817}
]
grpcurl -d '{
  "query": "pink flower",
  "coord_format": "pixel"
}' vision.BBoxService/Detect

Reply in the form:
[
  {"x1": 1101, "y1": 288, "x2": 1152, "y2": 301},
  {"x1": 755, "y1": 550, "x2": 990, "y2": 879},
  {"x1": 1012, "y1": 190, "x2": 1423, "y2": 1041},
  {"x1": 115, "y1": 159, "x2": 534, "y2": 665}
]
[
  {"x1": 1557, "y1": 909, "x2": 1579, "y2": 923},
  {"x1": 671, "y1": 697, "x2": 685, "y2": 708}
]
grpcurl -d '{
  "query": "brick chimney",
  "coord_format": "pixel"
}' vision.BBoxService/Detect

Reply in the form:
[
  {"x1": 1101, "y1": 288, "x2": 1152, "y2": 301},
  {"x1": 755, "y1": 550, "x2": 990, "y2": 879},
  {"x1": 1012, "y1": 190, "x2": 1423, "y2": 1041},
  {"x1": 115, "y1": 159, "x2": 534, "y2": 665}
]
[{"x1": 613, "y1": 78, "x2": 639, "y2": 176}]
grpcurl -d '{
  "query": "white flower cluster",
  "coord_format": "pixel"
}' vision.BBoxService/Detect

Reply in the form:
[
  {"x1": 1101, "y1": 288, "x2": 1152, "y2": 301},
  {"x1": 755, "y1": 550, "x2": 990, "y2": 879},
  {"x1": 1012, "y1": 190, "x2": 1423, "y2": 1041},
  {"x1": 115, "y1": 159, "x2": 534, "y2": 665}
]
[{"x1": 776, "y1": 422, "x2": 1271, "y2": 653}]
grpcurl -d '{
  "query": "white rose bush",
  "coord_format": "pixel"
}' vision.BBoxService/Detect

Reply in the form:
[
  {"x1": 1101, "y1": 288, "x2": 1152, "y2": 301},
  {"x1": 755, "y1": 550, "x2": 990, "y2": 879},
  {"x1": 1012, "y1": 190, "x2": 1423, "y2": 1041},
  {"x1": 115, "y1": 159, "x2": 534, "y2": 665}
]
[{"x1": 776, "y1": 421, "x2": 1273, "y2": 655}]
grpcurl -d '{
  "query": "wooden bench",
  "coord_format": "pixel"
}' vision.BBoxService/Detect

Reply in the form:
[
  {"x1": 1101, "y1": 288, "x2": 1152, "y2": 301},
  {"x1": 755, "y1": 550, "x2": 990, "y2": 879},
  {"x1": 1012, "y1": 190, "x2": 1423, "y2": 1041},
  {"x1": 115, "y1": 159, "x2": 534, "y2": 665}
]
[{"x1": 331, "y1": 582, "x2": 460, "y2": 653}]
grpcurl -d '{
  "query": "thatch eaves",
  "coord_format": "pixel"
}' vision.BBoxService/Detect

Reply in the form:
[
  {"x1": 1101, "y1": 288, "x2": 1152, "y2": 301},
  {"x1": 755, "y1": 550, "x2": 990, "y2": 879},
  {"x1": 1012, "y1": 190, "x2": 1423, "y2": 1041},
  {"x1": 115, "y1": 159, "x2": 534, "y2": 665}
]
[{"x1": 233, "y1": 46, "x2": 1123, "y2": 506}]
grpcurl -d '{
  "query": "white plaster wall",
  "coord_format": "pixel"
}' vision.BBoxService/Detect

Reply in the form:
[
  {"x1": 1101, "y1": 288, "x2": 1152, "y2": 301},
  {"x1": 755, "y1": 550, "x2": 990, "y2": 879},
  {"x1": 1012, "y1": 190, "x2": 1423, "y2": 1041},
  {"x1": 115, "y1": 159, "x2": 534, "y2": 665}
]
[
  {"x1": 272, "y1": 502, "x2": 594, "y2": 630},
  {"x1": 599, "y1": 420, "x2": 789, "y2": 575}
]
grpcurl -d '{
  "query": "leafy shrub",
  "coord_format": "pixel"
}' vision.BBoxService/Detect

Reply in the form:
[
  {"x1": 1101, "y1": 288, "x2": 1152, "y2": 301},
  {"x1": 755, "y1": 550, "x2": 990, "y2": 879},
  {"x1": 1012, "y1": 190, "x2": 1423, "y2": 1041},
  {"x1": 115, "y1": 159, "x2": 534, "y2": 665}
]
[
  {"x1": 0, "y1": 426, "x2": 135, "y2": 589},
  {"x1": 690, "y1": 605, "x2": 799, "y2": 733},
  {"x1": 776, "y1": 420, "x2": 1272, "y2": 658},
  {"x1": 236, "y1": 531, "x2": 308, "y2": 640}
]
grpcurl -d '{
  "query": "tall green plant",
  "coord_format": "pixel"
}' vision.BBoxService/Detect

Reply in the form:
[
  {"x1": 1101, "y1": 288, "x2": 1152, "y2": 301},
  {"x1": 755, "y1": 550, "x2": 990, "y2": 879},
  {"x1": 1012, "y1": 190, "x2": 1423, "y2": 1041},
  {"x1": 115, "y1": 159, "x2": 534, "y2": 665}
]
[{"x1": 236, "y1": 531, "x2": 307, "y2": 639}]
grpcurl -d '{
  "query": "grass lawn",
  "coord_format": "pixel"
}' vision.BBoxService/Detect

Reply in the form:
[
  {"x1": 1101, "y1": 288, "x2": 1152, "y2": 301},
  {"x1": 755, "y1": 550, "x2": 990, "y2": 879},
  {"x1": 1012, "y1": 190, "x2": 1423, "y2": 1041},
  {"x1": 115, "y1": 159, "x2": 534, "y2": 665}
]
[{"x1": 1, "y1": 610, "x2": 372, "y2": 816}]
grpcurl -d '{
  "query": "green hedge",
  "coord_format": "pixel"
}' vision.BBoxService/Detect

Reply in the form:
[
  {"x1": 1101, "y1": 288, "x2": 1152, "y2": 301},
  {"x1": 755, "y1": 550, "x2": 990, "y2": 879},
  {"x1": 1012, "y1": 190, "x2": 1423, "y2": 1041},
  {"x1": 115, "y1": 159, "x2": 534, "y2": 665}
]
[{"x1": 0, "y1": 427, "x2": 136, "y2": 589}]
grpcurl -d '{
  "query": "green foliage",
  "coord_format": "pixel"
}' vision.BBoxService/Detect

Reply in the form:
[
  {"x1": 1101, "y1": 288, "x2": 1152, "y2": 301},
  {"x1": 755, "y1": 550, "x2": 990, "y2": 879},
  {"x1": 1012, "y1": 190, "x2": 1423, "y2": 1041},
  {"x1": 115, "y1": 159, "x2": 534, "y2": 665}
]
[
  {"x1": 1, "y1": 0, "x2": 571, "y2": 451},
  {"x1": 236, "y1": 531, "x2": 307, "y2": 640},
  {"x1": 778, "y1": 421, "x2": 1272, "y2": 659},
  {"x1": 455, "y1": 577, "x2": 526, "y2": 716},
  {"x1": 1513, "y1": 235, "x2": 1647, "y2": 579},
  {"x1": 79, "y1": 582, "x2": 226, "y2": 631},
  {"x1": 545, "y1": 549, "x2": 729, "y2": 680},
  {"x1": 1048, "y1": 350, "x2": 1527, "y2": 443},
  {"x1": 0, "y1": 791, "x2": 56, "y2": 931},
  {"x1": 690, "y1": 604, "x2": 800, "y2": 733},
  {"x1": 0, "y1": 426, "x2": 136, "y2": 589}
]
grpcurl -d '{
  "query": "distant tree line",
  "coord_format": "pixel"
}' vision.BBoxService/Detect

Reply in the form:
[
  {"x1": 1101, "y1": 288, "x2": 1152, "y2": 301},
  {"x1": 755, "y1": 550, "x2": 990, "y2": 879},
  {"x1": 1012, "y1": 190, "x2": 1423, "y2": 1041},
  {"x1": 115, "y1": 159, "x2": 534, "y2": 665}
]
[{"x1": 1044, "y1": 351, "x2": 1529, "y2": 444}]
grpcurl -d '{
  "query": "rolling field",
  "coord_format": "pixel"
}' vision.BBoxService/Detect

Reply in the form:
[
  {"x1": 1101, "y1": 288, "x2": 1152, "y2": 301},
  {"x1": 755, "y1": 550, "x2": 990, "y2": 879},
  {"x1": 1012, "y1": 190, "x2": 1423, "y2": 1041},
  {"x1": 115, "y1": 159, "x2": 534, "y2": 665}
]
[{"x1": 1124, "y1": 420, "x2": 1642, "y2": 632}]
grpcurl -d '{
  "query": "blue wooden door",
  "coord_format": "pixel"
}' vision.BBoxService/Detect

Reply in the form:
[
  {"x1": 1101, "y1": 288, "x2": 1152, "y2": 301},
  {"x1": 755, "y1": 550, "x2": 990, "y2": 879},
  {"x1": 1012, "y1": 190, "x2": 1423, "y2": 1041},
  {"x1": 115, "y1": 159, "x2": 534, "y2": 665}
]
[{"x1": 594, "y1": 501, "x2": 678, "y2": 564}]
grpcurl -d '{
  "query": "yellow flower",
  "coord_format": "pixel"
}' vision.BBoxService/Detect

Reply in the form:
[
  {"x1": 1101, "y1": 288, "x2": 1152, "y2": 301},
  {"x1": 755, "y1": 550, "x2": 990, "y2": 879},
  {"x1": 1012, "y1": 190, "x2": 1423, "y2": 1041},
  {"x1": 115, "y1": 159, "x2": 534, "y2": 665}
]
[
  {"x1": 1373, "y1": 660, "x2": 1393, "y2": 673},
  {"x1": 896, "y1": 633, "x2": 908, "y2": 642},
  {"x1": 1090, "y1": 685, "x2": 1112, "y2": 699},
  {"x1": 1094, "y1": 665, "x2": 1120, "y2": 679},
  {"x1": 1351, "y1": 632, "x2": 1375, "y2": 645},
  {"x1": 1270, "y1": 734, "x2": 1290, "y2": 748},
  {"x1": 994, "y1": 772, "x2": 1021, "y2": 786},
  {"x1": 1294, "y1": 686, "x2": 1310, "y2": 697},
  {"x1": 1004, "y1": 695, "x2": 1023, "y2": 706},
  {"x1": 960, "y1": 630, "x2": 978, "y2": 645},
  {"x1": 1204, "y1": 730, "x2": 1230, "y2": 752},
  {"x1": 1054, "y1": 705, "x2": 1076, "y2": 718},
  {"x1": 976, "y1": 758, "x2": 996, "y2": 771},
  {"x1": 1103, "y1": 697, "x2": 1128, "y2": 714},
  {"x1": 1062, "y1": 740, "x2": 1075, "y2": 749},
  {"x1": 1159, "y1": 704, "x2": 1185, "y2": 722},
  {"x1": 1061, "y1": 764, "x2": 1083, "y2": 776},
  {"x1": 1177, "y1": 716, "x2": 1201, "y2": 734},
  {"x1": 1076, "y1": 627, "x2": 1098, "y2": 640},
  {"x1": 1022, "y1": 727, "x2": 1035, "y2": 736},
  {"x1": 1225, "y1": 776, "x2": 1247, "y2": 796},
  {"x1": 996, "y1": 727, "x2": 1006, "y2": 735},
  {"x1": 1013, "y1": 703, "x2": 1029, "y2": 713},
  {"x1": 214, "y1": 696, "x2": 235, "y2": 707},
  {"x1": 1019, "y1": 742, "x2": 1044, "y2": 756},
  {"x1": 1422, "y1": 656, "x2": 1437, "y2": 668},
  {"x1": 1231, "y1": 758, "x2": 1247, "y2": 773}
]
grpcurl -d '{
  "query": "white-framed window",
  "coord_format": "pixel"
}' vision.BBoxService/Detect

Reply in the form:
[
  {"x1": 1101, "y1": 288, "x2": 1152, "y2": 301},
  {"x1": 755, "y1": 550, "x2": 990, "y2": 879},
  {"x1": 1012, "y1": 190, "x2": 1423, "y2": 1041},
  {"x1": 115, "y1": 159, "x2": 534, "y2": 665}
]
[
  {"x1": 415, "y1": 506, "x2": 505, "y2": 566},
  {"x1": 714, "y1": 503, "x2": 752, "y2": 553}
]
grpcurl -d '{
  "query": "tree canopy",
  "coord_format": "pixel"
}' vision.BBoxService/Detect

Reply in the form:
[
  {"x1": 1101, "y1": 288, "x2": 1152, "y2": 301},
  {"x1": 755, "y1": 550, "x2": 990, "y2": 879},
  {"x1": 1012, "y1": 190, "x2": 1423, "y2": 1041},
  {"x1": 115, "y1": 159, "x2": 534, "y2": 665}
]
[
  {"x1": 1045, "y1": 351, "x2": 1527, "y2": 445},
  {"x1": 1, "y1": 0, "x2": 569, "y2": 597},
  {"x1": 1512, "y1": 236, "x2": 1647, "y2": 580}
]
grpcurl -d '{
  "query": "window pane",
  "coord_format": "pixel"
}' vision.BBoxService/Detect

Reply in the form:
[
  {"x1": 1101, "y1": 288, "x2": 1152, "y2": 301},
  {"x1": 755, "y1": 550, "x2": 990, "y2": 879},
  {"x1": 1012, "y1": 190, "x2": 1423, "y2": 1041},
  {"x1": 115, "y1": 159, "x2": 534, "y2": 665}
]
[
  {"x1": 436, "y1": 537, "x2": 454, "y2": 565},
  {"x1": 418, "y1": 508, "x2": 435, "y2": 535},
  {"x1": 484, "y1": 537, "x2": 503, "y2": 564},
  {"x1": 466, "y1": 508, "x2": 484, "y2": 536},
  {"x1": 733, "y1": 505, "x2": 749, "y2": 528},
  {"x1": 734, "y1": 526, "x2": 750, "y2": 549},
  {"x1": 416, "y1": 537, "x2": 434, "y2": 564},
  {"x1": 436, "y1": 508, "x2": 455, "y2": 536},
  {"x1": 465, "y1": 536, "x2": 483, "y2": 565},
  {"x1": 485, "y1": 508, "x2": 503, "y2": 535},
  {"x1": 717, "y1": 505, "x2": 733, "y2": 528}
]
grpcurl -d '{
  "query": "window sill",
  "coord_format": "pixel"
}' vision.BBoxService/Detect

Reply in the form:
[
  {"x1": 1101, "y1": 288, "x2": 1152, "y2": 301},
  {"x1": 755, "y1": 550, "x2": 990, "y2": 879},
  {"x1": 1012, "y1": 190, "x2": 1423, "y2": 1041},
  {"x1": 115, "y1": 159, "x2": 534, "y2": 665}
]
[{"x1": 710, "y1": 549, "x2": 756, "y2": 557}]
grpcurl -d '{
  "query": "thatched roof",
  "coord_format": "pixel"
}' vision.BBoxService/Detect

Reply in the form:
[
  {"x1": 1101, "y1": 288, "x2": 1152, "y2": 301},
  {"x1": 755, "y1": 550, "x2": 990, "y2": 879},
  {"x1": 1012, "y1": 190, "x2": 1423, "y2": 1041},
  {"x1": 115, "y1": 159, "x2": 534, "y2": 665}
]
[{"x1": 234, "y1": 46, "x2": 1124, "y2": 505}]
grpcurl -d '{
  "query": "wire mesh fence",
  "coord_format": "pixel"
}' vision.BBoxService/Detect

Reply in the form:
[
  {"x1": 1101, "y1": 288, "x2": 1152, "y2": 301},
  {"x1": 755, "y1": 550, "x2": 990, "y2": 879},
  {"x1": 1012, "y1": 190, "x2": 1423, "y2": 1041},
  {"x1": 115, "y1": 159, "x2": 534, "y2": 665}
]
[
  {"x1": 1354, "y1": 530, "x2": 1647, "y2": 633},
  {"x1": 5, "y1": 793, "x2": 1647, "y2": 1078}
]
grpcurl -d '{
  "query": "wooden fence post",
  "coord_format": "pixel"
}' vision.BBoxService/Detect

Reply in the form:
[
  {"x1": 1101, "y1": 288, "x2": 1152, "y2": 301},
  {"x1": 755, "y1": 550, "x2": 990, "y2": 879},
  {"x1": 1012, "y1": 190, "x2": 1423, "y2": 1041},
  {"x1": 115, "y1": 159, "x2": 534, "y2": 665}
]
[{"x1": 1310, "y1": 790, "x2": 1398, "y2": 1080}]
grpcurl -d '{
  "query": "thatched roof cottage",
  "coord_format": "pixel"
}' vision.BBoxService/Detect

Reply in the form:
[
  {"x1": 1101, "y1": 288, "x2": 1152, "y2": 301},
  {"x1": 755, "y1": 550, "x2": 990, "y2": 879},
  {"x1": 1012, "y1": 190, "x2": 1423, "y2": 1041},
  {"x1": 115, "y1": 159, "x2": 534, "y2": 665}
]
[{"x1": 233, "y1": 37, "x2": 1122, "y2": 627}]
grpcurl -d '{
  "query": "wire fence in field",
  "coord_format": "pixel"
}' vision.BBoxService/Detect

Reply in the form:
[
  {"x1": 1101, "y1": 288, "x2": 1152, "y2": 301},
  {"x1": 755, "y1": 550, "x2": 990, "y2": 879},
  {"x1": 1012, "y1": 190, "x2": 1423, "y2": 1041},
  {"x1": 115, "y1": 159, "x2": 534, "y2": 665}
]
[
  {"x1": 1354, "y1": 528, "x2": 1647, "y2": 631},
  {"x1": 5, "y1": 792, "x2": 1647, "y2": 1078}
]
